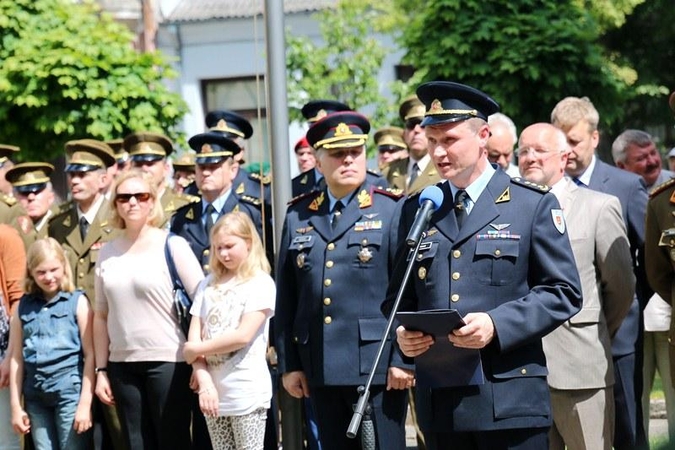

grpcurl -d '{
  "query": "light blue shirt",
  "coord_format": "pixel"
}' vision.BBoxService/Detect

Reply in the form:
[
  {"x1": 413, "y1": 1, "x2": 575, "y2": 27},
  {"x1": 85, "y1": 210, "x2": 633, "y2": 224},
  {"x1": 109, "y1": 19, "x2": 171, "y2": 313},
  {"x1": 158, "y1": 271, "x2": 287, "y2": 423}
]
[
  {"x1": 202, "y1": 189, "x2": 231, "y2": 227},
  {"x1": 448, "y1": 163, "x2": 496, "y2": 215}
]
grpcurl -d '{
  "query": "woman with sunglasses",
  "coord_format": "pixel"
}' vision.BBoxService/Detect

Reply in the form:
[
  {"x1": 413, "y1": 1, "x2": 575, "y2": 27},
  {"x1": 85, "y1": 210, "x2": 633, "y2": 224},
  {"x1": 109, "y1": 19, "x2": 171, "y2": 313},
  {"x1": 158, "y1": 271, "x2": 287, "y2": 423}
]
[{"x1": 93, "y1": 169, "x2": 204, "y2": 450}]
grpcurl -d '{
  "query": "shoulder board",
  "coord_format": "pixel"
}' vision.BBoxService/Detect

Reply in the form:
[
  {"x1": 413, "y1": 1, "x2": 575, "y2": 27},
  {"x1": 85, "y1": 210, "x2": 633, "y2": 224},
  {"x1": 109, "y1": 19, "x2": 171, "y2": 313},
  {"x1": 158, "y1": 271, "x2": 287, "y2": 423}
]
[
  {"x1": 510, "y1": 177, "x2": 550, "y2": 193},
  {"x1": 56, "y1": 200, "x2": 74, "y2": 214},
  {"x1": 287, "y1": 190, "x2": 318, "y2": 206},
  {"x1": 239, "y1": 195, "x2": 262, "y2": 207},
  {"x1": 0, "y1": 193, "x2": 16, "y2": 206},
  {"x1": 248, "y1": 172, "x2": 272, "y2": 185},
  {"x1": 649, "y1": 178, "x2": 675, "y2": 198},
  {"x1": 372, "y1": 186, "x2": 404, "y2": 200},
  {"x1": 177, "y1": 193, "x2": 201, "y2": 204},
  {"x1": 367, "y1": 168, "x2": 382, "y2": 176}
]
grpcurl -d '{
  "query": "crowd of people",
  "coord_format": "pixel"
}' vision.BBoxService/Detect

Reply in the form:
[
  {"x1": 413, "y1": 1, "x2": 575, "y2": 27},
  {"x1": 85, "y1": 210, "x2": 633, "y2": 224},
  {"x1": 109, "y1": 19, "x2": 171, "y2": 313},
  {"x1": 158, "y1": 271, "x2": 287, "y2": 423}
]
[{"x1": 0, "y1": 82, "x2": 674, "y2": 450}]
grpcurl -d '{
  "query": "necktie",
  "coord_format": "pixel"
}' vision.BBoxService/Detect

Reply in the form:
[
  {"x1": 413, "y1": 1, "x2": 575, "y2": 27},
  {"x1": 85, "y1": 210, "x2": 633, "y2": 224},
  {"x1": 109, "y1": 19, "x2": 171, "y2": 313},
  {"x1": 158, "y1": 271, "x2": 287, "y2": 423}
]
[
  {"x1": 572, "y1": 177, "x2": 586, "y2": 187},
  {"x1": 205, "y1": 204, "x2": 216, "y2": 236},
  {"x1": 79, "y1": 216, "x2": 89, "y2": 241},
  {"x1": 409, "y1": 162, "x2": 420, "y2": 186},
  {"x1": 454, "y1": 190, "x2": 469, "y2": 228},
  {"x1": 331, "y1": 201, "x2": 344, "y2": 230}
]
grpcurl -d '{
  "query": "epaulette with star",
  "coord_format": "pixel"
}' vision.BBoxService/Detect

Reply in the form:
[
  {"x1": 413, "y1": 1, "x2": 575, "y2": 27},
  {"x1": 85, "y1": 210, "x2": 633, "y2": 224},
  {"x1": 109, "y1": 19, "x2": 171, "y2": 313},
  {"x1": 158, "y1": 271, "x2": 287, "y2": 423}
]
[
  {"x1": 372, "y1": 186, "x2": 404, "y2": 200},
  {"x1": 287, "y1": 190, "x2": 317, "y2": 207},
  {"x1": 0, "y1": 193, "x2": 16, "y2": 207},
  {"x1": 248, "y1": 172, "x2": 272, "y2": 185},
  {"x1": 510, "y1": 177, "x2": 550, "y2": 193},
  {"x1": 179, "y1": 192, "x2": 201, "y2": 204},
  {"x1": 649, "y1": 177, "x2": 675, "y2": 198}
]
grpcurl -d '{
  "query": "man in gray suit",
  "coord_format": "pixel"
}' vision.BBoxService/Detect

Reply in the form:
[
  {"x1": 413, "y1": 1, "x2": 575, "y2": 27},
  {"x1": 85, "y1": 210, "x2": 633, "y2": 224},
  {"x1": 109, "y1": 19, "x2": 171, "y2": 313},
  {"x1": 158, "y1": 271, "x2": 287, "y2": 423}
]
[
  {"x1": 519, "y1": 123, "x2": 634, "y2": 449},
  {"x1": 551, "y1": 97, "x2": 650, "y2": 450}
]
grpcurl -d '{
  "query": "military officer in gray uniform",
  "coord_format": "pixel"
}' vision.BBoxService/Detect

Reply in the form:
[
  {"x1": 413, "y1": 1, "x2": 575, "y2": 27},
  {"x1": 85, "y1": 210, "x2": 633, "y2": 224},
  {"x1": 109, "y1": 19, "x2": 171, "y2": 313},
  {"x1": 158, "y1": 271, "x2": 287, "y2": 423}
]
[
  {"x1": 124, "y1": 131, "x2": 199, "y2": 229},
  {"x1": 386, "y1": 82, "x2": 582, "y2": 450},
  {"x1": 170, "y1": 130, "x2": 272, "y2": 271},
  {"x1": 275, "y1": 111, "x2": 412, "y2": 450},
  {"x1": 5, "y1": 162, "x2": 57, "y2": 251}
]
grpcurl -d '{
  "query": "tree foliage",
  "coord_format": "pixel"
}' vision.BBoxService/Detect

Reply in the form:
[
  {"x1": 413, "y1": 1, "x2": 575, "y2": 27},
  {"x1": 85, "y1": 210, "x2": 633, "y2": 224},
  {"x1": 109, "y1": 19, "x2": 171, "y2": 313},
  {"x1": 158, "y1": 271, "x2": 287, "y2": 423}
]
[
  {"x1": 286, "y1": 0, "x2": 396, "y2": 129},
  {"x1": 394, "y1": 0, "x2": 642, "y2": 131},
  {"x1": 0, "y1": 0, "x2": 188, "y2": 161}
]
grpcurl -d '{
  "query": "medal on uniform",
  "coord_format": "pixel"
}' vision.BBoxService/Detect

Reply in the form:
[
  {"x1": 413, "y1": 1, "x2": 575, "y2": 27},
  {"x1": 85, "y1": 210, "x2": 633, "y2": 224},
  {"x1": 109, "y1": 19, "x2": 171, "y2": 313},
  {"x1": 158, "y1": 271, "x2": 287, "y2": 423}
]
[
  {"x1": 358, "y1": 246, "x2": 373, "y2": 263},
  {"x1": 296, "y1": 253, "x2": 306, "y2": 268},
  {"x1": 418, "y1": 266, "x2": 427, "y2": 280}
]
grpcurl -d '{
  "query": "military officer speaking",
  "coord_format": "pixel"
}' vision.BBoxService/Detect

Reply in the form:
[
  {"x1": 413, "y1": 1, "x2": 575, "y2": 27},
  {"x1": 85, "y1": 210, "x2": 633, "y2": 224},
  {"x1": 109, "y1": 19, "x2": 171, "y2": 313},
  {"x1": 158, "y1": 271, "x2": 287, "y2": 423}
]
[
  {"x1": 124, "y1": 131, "x2": 199, "y2": 229},
  {"x1": 275, "y1": 111, "x2": 412, "y2": 450},
  {"x1": 385, "y1": 82, "x2": 582, "y2": 450}
]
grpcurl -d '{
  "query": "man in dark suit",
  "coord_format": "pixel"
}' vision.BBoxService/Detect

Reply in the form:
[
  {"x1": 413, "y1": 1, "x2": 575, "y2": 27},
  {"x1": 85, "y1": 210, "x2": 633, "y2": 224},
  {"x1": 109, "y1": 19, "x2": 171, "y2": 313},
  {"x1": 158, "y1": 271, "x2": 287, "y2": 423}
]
[
  {"x1": 275, "y1": 111, "x2": 412, "y2": 450},
  {"x1": 386, "y1": 81, "x2": 582, "y2": 450},
  {"x1": 551, "y1": 96, "x2": 650, "y2": 450}
]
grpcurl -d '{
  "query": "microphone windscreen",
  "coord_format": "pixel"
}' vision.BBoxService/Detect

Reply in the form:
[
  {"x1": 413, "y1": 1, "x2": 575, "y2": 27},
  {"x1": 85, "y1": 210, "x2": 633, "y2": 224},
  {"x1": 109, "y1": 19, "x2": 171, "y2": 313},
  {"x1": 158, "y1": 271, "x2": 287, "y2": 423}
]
[{"x1": 418, "y1": 185, "x2": 444, "y2": 211}]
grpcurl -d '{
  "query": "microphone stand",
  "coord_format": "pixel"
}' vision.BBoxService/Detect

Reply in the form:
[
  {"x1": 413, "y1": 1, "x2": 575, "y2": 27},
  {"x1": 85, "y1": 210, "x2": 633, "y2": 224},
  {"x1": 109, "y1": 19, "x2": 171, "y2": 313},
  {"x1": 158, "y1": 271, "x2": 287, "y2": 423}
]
[{"x1": 346, "y1": 234, "x2": 426, "y2": 442}]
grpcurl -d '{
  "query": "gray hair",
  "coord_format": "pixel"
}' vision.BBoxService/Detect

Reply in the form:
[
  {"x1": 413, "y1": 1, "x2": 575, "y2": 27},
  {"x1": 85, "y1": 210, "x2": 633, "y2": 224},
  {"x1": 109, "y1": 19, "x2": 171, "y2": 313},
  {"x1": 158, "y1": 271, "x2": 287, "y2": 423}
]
[
  {"x1": 611, "y1": 129, "x2": 654, "y2": 164},
  {"x1": 488, "y1": 113, "x2": 517, "y2": 143}
]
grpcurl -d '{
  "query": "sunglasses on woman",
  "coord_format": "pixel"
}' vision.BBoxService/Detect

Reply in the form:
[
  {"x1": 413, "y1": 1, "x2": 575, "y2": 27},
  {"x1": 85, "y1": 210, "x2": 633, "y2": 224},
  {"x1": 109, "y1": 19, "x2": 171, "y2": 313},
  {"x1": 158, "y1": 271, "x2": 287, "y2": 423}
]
[{"x1": 115, "y1": 192, "x2": 152, "y2": 203}]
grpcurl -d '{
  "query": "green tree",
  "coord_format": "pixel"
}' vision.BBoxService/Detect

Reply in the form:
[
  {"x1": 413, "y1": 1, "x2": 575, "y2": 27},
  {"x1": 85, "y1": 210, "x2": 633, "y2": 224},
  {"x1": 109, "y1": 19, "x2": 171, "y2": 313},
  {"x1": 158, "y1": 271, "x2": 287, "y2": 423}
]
[
  {"x1": 0, "y1": 0, "x2": 188, "y2": 161},
  {"x1": 286, "y1": 0, "x2": 399, "y2": 130},
  {"x1": 394, "y1": 0, "x2": 642, "y2": 131}
]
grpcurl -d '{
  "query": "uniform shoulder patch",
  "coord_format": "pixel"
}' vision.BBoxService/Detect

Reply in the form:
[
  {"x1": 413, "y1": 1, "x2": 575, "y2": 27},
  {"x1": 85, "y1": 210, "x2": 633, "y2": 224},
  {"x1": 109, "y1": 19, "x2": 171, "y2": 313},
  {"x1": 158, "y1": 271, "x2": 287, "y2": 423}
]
[
  {"x1": 249, "y1": 172, "x2": 272, "y2": 185},
  {"x1": 649, "y1": 177, "x2": 675, "y2": 198},
  {"x1": 287, "y1": 190, "x2": 317, "y2": 206},
  {"x1": 177, "y1": 192, "x2": 201, "y2": 204},
  {"x1": 510, "y1": 177, "x2": 550, "y2": 193},
  {"x1": 372, "y1": 186, "x2": 404, "y2": 200}
]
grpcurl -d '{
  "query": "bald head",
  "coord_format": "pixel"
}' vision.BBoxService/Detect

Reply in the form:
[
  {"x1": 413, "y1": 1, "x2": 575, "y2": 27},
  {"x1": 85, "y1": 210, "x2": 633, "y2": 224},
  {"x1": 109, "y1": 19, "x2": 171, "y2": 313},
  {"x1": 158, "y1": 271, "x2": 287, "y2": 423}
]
[{"x1": 518, "y1": 123, "x2": 570, "y2": 186}]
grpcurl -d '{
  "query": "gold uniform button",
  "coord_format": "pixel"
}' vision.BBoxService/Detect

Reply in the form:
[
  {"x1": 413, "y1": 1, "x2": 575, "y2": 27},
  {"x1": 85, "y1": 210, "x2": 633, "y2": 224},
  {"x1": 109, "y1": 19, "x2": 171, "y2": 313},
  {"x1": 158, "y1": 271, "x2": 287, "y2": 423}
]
[
  {"x1": 293, "y1": 337, "x2": 299, "y2": 343},
  {"x1": 494, "y1": 249, "x2": 501, "y2": 256},
  {"x1": 79, "y1": 258, "x2": 85, "y2": 263},
  {"x1": 451, "y1": 294, "x2": 459, "y2": 302},
  {"x1": 78, "y1": 273, "x2": 84, "y2": 278},
  {"x1": 453, "y1": 250, "x2": 461, "y2": 258},
  {"x1": 203, "y1": 249, "x2": 210, "y2": 256},
  {"x1": 324, "y1": 279, "x2": 332, "y2": 287},
  {"x1": 324, "y1": 316, "x2": 332, "y2": 324},
  {"x1": 521, "y1": 368, "x2": 527, "y2": 375},
  {"x1": 452, "y1": 272, "x2": 460, "y2": 280},
  {"x1": 323, "y1": 298, "x2": 331, "y2": 306},
  {"x1": 203, "y1": 264, "x2": 210, "y2": 271},
  {"x1": 361, "y1": 239, "x2": 368, "y2": 245},
  {"x1": 326, "y1": 261, "x2": 334, "y2": 268},
  {"x1": 327, "y1": 243, "x2": 335, "y2": 251}
]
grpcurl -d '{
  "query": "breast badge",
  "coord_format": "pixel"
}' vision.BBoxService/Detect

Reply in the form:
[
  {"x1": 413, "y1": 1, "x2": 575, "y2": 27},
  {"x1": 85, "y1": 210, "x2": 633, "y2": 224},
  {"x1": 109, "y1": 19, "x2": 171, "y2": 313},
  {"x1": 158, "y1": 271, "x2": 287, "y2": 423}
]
[
  {"x1": 358, "y1": 246, "x2": 373, "y2": 263},
  {"x1": 297, "y1": 253, "x2": 306, "y2": 268},
  {"x1": 418, "y1": 266, "x2": 427, "y2": 280}
]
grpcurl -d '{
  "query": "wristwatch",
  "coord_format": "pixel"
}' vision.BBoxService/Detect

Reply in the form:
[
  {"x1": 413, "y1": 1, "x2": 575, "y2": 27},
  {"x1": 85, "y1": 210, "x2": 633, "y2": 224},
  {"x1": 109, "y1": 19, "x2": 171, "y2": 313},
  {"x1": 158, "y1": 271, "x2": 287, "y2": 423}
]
[{"x1": 95, "y1": 367, "x2": 108, "y2": 374}]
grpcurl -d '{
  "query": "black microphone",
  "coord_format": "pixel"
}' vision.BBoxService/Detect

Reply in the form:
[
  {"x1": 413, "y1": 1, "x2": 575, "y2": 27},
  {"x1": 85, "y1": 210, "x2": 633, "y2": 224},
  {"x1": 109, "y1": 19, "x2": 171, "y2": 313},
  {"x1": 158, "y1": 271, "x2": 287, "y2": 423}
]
[{"x1": 406, "y1": 185, "x2": 444, "y2": 246}]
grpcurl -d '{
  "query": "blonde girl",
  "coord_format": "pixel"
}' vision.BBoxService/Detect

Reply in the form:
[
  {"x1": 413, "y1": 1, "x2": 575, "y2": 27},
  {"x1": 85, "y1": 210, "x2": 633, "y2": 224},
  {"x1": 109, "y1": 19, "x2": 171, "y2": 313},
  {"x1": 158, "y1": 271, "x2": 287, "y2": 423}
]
[
  {"x1": 183, "y1": 211, "x2": 275, "y2": 450},
  {"x1": 9, "y1": 238, "x2": 94, "y2": 450}
]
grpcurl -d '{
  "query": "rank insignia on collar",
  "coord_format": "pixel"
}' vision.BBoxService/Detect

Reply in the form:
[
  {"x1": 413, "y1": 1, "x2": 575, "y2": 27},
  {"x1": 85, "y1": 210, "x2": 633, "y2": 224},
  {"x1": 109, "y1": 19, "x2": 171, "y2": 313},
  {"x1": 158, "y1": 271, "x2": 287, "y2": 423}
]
[
  {"x1": 496, "y1": 187, "x2": 510, "y2": 203},
  {"x1": 63, "y1": 215, "x2": 71, "y2": 227},
  {"x1": 233, "y1": 205, "x2": 240, "y2": 212},
  {"x1": 296, "y1": 253, "x2": 306, "y2": 268},
  {"x1": 551, "y1": 209, "x2": 565, "y2": 234},
  {"x1": 358, "y1": 189, "x2": 372, "y2": 208},
  {"x1": 309, "y1": 191, "x2": 325, "y2": 211},
  {"x1": 236, "y1": 182, "x2": 245, "y2": 195},
  {"x1": 186, "y1": 208, "x2": 195, "y2": 220},
  {"x1": 296, "y1": 226, "x2": 314, "y2": 234},
  {"x1": 300, "y1": 175, "x2": 308, "y2": 185},
  {"x1": 358, "y1": 247, "x2": 373, "y2": 263}
]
